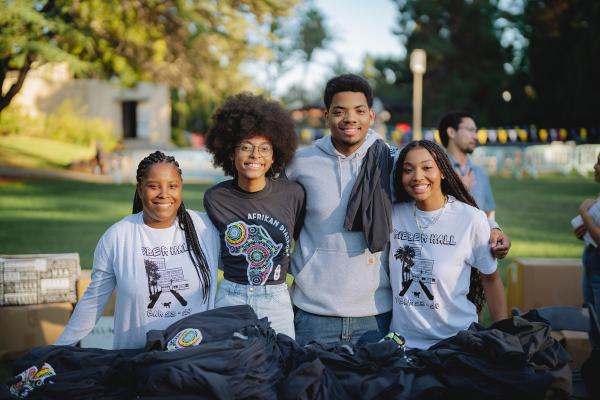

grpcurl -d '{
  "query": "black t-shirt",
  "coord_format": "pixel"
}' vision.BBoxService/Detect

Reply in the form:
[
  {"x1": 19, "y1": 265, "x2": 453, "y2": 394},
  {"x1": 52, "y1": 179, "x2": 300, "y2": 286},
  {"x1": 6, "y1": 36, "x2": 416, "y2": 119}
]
[{"x1": 203, "y1": 179, "x2": 305, "y2": 286}]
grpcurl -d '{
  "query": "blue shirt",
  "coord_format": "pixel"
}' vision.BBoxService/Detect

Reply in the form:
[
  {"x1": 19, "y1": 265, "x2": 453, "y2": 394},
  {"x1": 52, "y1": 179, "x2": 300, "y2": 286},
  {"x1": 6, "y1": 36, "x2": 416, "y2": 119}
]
[{"x1": 446, "y1": 152, "x2": 496, "y2": 213}]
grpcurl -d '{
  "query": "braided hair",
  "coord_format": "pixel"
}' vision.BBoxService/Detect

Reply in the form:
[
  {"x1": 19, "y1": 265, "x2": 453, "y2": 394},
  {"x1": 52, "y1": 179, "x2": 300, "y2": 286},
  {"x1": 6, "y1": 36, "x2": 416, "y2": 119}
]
[
  {"x1": 133, "y1": 151, "x2": 212, "y2": 302},
  {"x1": 392, "y1": 140, "x2": 486, "y2": 313}
]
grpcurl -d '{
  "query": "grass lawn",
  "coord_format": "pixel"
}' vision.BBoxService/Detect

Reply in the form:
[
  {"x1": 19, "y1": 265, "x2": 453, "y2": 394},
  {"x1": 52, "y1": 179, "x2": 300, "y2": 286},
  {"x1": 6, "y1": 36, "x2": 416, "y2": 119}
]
[
  {"x1": 0, "y1": 173, "x2": 597, "y2": 379},
  {"x1": 0, "y1": 136, "x2": 95, "y2": 170}
]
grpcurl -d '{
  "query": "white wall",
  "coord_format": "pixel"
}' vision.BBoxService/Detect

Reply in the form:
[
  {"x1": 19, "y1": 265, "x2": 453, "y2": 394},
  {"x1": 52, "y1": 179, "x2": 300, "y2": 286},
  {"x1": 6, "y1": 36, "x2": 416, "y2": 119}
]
[{"x1": 2, "y1": 75, "x2": 171, "y2": 144}]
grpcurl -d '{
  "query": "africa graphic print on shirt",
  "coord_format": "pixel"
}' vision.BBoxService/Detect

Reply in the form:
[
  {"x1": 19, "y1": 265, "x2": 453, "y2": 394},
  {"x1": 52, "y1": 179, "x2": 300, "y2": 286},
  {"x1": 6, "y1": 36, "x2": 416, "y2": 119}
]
[
  {"x1": 225, "y1": 221, "x2": 283, "y2": 285},
  {"x1": 10, "y1": 363, "x2": 56, "y2": 398}
]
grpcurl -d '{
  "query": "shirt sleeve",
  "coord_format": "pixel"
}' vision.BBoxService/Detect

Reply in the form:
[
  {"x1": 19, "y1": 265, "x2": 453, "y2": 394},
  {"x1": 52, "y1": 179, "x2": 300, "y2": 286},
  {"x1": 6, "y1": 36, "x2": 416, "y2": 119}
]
[
  {"x1": 202, "y1": 190, "x2": 218, "y2": 227},
  {"x1": 482, "y1": 173, "x2": 496, "y2": 212},
  {"x1": 55, "y1": 233, "x2": 117, "y2": 346},
  {"x1": 471, "y1": 212, "x2": 498, "y2": 275}
]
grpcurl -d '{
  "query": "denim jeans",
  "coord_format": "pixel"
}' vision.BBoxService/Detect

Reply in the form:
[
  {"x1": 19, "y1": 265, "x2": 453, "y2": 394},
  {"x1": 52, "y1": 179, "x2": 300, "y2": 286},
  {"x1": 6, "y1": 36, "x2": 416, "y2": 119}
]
[
  {"x1": 582, "y1": 246, "x2": 600, "y2": 347},
  {"x1": 215, "y1": 279, "x2": 295, "y2": 339},
  {"x1": 294, "y1": 308, "x2": 392, "y2": 347}
]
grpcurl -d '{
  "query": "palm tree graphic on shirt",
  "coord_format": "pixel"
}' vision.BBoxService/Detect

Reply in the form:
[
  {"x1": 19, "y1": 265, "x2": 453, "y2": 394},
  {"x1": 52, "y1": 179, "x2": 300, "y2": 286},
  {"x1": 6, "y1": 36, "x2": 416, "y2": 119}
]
[{"x1": 394, "y1": 244, "x2": 434, "y2": 301}]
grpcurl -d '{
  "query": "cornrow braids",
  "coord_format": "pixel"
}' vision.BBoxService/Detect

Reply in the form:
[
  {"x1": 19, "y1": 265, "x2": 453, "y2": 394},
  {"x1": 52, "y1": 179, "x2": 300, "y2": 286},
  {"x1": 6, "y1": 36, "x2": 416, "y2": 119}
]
[
  {"x1": 132, "y1": 151, "x2": 212, "y2": 302},
  {"x1": 392, "y1": 140, "x2": 486, "y2": 313}
]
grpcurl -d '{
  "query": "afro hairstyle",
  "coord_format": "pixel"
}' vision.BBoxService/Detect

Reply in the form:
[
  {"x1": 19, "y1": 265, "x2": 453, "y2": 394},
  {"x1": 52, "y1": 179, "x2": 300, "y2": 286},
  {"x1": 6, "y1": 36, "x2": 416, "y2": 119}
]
[
  {"x1": 205, "y1": 92, "x2": 298, "y2": 178},
  {"x1": 323, "y1": 74, "x2": 374, "y2": 112}
]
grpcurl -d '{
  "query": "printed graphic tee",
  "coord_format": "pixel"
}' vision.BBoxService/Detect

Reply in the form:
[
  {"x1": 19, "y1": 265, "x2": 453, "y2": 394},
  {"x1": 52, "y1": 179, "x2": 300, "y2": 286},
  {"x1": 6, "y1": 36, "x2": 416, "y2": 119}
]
[
  {"x1": 55, "y1": 210, "x2": 220, "y2": 349},
  {"x1": 204, "y1": 179, "x2": 305, "y2": 286},
  {"x1": 389, "y1": 197, "x2": 497, "y2": 350}
]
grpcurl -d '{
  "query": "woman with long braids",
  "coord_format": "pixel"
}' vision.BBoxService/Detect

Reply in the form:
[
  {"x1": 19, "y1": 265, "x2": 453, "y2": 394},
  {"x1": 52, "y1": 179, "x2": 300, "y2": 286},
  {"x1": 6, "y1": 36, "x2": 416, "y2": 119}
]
[
  {"x1": 56, "y1": 151, "x2": 220, "y2": 349},
  {"x1": 389, "y1": 140, "x2": 506, "y2": 350},
  {"x1": 203, "y1": 92, "x2": 305, "y2": 338}
]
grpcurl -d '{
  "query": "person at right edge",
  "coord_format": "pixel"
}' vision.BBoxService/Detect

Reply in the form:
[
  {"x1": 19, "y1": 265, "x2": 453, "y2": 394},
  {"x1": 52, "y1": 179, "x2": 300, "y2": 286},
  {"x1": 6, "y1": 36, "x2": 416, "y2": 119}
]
[
  {"x1": 574, "y1": 151, "x2": 600, "y2": 347},
  {"x1": 282, "y1": 74, "x2": 512, "y2": 347}
]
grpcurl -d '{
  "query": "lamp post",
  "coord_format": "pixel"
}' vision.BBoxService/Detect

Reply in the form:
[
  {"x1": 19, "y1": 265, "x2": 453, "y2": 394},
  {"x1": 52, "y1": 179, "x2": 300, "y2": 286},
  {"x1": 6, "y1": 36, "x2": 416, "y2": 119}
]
[
  {"x1": 178, "y1": 86, "x2": 187, "y2": 131},
  {"x1": 410, "y1": 49, "x2": 426, "y2": 140}
]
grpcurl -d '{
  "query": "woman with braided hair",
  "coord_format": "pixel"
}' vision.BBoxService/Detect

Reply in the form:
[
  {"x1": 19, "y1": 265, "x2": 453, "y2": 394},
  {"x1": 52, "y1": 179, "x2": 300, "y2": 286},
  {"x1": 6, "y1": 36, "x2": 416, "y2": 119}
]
[
  {"x1": 56, "y1": 151, "x2": 220, "y2": 349},
  {"x1": 203, "y1": 92, "x2": 305, "y2": 339},
  {"x1": 389, "y1": 140, "x2": 506, "y2": 350}
]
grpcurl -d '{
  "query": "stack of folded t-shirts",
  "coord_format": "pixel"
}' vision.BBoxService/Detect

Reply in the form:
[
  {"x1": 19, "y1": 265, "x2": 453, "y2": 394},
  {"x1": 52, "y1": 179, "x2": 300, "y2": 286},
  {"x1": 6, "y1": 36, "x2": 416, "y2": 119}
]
[
  {"x1": 275, "y1": 310, "x2": 574, "y2": 400},
  {"x1": 134, "y1": 304, "x2": 285, "y2": 400},
  {"x1": 2, "y1": 306, "x2": 575, "y2": 400},
  {"x1": 0, "y1": 346, "x2": 141, "y2": 399},
  {"x1": 2, "y1": 305, "x2": 285, "y2": 400}
]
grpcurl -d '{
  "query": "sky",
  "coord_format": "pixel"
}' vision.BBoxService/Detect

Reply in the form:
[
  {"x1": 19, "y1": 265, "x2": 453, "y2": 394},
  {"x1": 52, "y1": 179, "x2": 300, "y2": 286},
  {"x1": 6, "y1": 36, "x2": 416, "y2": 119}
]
[{"x1": 246, "y1": 0, "x2": 406, "y2": 99}]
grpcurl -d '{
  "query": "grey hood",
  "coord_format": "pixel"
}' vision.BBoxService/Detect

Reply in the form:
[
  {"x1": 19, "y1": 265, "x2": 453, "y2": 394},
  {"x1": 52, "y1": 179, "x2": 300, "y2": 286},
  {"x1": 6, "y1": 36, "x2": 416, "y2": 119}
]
[{"x1": 314, "y1": 130, "x2": 383, "y2": 198}]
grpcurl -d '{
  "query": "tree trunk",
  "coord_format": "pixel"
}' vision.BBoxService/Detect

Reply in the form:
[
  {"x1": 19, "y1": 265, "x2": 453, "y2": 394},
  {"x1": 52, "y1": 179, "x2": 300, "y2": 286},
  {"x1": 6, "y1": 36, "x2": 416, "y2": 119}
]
[{"x1": 0, "y1": 54, "x2": 34, "y2": 114}]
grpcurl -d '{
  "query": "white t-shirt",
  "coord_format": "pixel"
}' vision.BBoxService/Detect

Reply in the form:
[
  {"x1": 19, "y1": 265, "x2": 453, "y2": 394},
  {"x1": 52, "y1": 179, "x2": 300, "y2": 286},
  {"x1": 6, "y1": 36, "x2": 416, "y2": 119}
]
[
  {"x1": 56, "y1": 210, "x2": 220, "y2": 349},
  {"x1": 389, "y1": 197, "x2": 497, "y2": 350}
]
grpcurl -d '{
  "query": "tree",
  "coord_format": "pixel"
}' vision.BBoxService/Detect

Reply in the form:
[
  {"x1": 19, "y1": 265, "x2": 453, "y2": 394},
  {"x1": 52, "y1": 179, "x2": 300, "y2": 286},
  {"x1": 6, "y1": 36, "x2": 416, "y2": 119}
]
[
  {"x1": 388, "y1": 0, "x2": 513, "y2": 127},
  {"x1": 0, "y1": 0, "x2": 297, "y2": 115},
  {"x1": 394, "y1": 244, "x2": 416, "y2": 282},
  {"x1": 508, "y1": 0, "x2": 600, "y2": 129},
  {"x1": 297, "y1": 7, "x2": 329, "y2": 105}
]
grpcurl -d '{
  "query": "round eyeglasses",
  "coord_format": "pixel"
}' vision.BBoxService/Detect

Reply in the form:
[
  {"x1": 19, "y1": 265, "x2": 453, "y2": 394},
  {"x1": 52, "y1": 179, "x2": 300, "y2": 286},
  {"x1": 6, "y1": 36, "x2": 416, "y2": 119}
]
[{"x1": 235, "y1": 144, "x2": 273, "y2": 157}]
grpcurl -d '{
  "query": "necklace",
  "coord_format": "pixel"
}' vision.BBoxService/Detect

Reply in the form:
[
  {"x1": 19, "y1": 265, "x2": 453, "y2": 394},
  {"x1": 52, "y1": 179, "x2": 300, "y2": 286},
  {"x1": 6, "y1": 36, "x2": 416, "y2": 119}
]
[{"x1": 414, "y1": 195, "x2": 448, "y2": 232}]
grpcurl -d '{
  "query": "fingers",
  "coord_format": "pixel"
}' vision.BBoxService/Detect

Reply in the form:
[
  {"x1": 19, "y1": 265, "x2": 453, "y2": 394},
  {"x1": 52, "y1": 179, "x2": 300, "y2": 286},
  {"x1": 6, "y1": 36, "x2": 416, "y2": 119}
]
[
  {"x1": 489, "y1": 228, "x2": 502, "y2": 244},
  {"x1": 493, "y1": 247, "x2": 509, "y2": 259},
  {"x1": 574, "y1": 224, "x2": 587, "y2": 240},
  {"x1": 491, "y1": 232, "x2": 511, "y2": 259}
]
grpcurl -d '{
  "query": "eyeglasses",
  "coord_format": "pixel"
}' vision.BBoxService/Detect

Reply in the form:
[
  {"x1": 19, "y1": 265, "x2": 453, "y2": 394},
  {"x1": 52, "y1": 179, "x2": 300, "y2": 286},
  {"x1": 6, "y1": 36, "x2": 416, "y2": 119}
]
[
  {"x1": 235, "y1": 144, "x2": 273, "y2": 157},
  {"x1": 458, "y1": 125, "x2": 478, "y2": 133}
]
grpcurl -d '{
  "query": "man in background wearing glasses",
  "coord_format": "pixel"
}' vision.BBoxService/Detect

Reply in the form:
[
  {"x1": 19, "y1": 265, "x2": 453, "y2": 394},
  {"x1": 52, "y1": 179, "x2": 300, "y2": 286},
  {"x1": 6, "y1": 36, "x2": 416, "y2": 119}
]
[{"x1": 438, "y1": 110, "x2": 497, "y2": 219}]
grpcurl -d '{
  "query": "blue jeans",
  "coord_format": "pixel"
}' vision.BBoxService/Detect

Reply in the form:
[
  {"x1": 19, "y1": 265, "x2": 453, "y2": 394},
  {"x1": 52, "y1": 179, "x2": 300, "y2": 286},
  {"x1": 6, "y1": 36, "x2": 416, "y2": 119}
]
[
  {"x1": 294, "y1": 308, "x2": 392, "y2": 347},
  {"x1": 582, "y1": 246, "x2": 600, "y2": 347},
  {"x1": 215, "y1": 279, "x2": 295, "y2": 339}
]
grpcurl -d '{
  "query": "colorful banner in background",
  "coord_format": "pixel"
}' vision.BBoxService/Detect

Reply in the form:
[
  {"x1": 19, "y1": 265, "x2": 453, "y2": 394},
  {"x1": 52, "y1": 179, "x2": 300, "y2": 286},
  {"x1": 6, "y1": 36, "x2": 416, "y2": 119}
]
[{"x1": 294, "y1": 124, "x2": 598, "y2": 146}]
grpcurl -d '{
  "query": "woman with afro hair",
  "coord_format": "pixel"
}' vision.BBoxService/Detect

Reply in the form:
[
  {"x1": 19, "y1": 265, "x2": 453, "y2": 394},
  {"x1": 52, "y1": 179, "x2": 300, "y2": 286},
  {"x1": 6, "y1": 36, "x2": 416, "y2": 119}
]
[{"x1": 203, "y1": 92, "x2": 305, "y2": 338}]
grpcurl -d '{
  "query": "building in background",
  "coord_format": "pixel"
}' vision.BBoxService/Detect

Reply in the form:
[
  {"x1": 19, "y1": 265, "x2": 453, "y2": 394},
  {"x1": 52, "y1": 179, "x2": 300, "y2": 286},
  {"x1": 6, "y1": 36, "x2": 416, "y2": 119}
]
[{"x1": 2, "y1": 62, "x2": 171, "y2": 149}]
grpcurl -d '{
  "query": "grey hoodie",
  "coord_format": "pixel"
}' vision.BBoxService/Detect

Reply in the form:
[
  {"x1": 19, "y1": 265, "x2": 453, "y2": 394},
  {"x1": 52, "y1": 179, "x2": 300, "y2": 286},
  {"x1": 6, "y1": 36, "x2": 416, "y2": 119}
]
[{"x1": 284, "y1": 131, "x2": 393, "y2": 317}]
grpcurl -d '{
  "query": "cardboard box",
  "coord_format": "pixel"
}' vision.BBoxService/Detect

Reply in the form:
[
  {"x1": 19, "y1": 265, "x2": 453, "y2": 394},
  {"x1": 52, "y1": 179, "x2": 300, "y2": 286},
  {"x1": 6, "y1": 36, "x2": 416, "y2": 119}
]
[
  {"x1": 551, "y1": 330, "x2": 593, "y2": 371},
  {"x1": 80, "y1": 315, "x2": 114, "y2": 350},
  {"x1": 0, "y1": 302, "x2": 73, "y2": 360},
  {"x1": 507, "y1": 258, "x2": 583, "y2": 316},
  {"x1": 0, "y1": 253, "x2": 80, "y2": 306},
  {"x1": 77, "y1": 270, "x2": 117, "y2": 316}
]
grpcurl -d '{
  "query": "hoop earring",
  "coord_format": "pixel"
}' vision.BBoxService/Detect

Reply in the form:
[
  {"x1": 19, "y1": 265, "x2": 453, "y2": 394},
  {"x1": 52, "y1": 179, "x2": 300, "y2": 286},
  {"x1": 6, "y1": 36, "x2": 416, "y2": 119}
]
[
  {"x1": 270, "y1": 164, "x2": 274, "y2": 178},
  {"x1": 231, "y1": 160, "x2": 237, "y2": 178}
]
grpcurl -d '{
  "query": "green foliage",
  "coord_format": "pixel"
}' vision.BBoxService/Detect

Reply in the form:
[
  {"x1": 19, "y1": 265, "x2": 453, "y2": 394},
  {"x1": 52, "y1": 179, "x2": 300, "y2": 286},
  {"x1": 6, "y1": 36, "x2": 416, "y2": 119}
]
[
  {"x1": 376, "y1": 0, "x2": 513, "y2": 127},
  {"x1": 0, "y1": 100, "x2": 117, "y2": 149},
  {"x1": 506, "y1": 0, "x2": 600, "y2": 128},
  {"x1": 0, "y1": 0, "x2": 298, "y2": 114},
  {"x1": 298, "y1": 8, "x2": 328, "y2": 62},
  {"x1": 170, "y1": 127, "x2": 190, "y2": 148}
]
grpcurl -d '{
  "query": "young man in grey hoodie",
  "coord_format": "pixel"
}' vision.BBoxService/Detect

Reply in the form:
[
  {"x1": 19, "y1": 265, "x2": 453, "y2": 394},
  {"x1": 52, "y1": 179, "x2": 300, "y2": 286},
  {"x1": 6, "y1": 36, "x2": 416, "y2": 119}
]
[{"x1": 283, "y1": 74, "x2": 511, "y2": 346}]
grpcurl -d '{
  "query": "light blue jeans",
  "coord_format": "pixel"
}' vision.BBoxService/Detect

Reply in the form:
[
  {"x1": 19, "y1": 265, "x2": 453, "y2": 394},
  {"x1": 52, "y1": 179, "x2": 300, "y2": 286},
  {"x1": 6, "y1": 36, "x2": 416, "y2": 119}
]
[
  {"x1": 215, "y1": 279, "x2": 295, "y2": 339},
  {"x1": 294, "y1": 308, "x2": 392, "y2": 347}
]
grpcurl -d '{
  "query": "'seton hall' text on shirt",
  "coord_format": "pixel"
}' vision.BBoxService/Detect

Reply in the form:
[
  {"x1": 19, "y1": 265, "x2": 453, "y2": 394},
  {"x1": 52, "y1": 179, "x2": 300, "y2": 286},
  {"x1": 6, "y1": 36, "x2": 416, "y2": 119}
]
[{"x1": 394, "y1": 230, "x2": 457, "y2": 246}]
